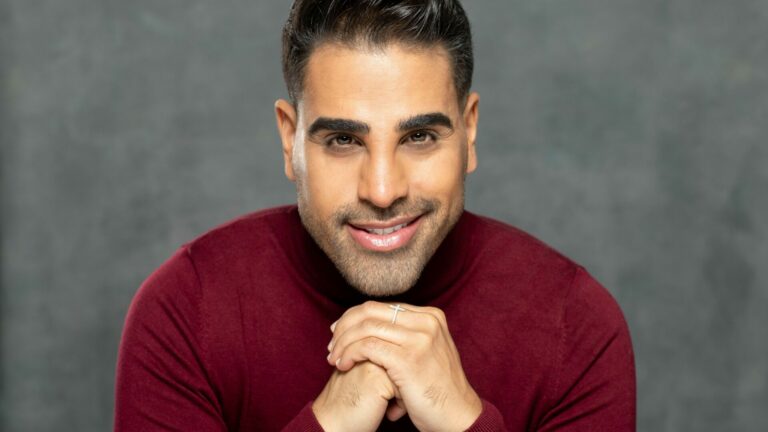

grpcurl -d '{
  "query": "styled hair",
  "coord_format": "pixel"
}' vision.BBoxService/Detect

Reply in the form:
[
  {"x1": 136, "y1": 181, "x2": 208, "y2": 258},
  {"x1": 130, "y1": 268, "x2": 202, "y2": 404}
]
[{"x1": 281, "y1": 0, "x2": 474, "y2": 105}]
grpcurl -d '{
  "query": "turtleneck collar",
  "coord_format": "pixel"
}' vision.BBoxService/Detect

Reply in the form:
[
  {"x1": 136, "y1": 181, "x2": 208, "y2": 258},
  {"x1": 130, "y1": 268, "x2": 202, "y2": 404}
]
[{"x1": 278, "y1": 205, "x2": 477, "y2": 308}]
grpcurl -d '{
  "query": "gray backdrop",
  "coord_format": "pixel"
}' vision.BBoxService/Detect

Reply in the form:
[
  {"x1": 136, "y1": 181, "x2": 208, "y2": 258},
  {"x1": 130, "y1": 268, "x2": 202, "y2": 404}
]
[{"x1": 1, "y1": 0, "x2": 766, "y2": 431}]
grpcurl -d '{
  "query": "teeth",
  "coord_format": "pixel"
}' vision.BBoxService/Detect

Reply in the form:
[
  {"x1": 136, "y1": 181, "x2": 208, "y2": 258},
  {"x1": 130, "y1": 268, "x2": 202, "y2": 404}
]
[{"x1": 366, "y1": 223, "x2": 408, "y2": 235}]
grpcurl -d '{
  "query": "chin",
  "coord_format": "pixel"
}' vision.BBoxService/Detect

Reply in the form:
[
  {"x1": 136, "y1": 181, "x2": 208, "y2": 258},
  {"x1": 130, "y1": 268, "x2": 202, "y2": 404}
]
[
  {"x1": 352, "y1": 283, "x2": 413, "y2": 298},
  {"x1": 345, "y1": 268, "x2": 419, "y2": 297},
  {"x1": 332, "y1": 245, "x2": 426, "y2": 297}
]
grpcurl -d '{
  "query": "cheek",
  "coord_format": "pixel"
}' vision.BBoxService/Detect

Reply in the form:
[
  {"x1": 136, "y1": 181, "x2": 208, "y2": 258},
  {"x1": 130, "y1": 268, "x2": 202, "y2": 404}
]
[
  {"x1": 406, "y1": 149, "x2": 465, "y2": 198},
  {"x1": 304, "y1": 147, "x2": 361, "y2": 212}
]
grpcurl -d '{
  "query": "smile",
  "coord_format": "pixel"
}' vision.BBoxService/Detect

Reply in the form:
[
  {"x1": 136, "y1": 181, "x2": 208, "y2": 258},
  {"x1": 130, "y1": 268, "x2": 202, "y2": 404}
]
[
  {"x1": 346, "y1": 215, "x2": 423, "y2": 252},
  {"x1": 364, "y1": 222, "x2": 409, "y2": 235}
]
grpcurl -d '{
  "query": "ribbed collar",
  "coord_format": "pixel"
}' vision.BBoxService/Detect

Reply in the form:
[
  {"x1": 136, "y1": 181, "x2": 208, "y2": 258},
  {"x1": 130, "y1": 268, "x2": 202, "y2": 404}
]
[{"x1": 277, "y1": 205, "x2": 477, "y2": 308}]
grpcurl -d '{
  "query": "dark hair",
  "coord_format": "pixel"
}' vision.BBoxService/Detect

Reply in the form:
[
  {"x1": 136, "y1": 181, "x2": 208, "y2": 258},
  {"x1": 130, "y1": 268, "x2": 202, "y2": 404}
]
[{"x1": 281, "y1": 0, "x2": 473, "y2": 105}]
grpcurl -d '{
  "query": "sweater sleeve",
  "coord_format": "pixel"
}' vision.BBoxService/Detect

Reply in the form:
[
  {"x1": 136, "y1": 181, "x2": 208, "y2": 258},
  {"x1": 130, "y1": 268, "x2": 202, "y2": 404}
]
[
  {"x1": 114, "y1": 248, "x2": 227, "y2": 431},
  {"x1": 283, "y1": 400, "x2": 505, "y2": 432},
  {"x1": 537, "y1": 267, "x2": 636, "y2": 431},
  {"x1": 280, "y1": 402, "x2": 326, "y2": 432},
  {"x1": 465, "y1": 399, "x2": 508, "y2": 431}
]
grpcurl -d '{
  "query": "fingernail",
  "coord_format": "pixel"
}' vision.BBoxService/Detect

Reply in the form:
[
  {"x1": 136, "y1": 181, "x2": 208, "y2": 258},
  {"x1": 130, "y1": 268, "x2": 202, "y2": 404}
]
[
  {"x1": 327, "y1": 340, "x2": 334, "y2": 351},
  {"x1": 326, "y1": 353, "x2": 331, "y2": 362},
  {"x1": 330, "y1": 321, "x2": 337, "y2": 332},
  {"x1": 335, "y1": 358, "x2": 341, "y2": 368}
]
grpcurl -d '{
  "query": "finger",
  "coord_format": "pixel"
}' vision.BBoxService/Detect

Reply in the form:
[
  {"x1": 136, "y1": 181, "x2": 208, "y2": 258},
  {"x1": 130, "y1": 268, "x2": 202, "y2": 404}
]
[
  {"x1": 331, "y1": 301, "x2": 438, "y2": 338},
  {"x1": 385, "y1": 399, "x2": 407, "y2": 422},
  {"x1": 328, "y1": 304, "x2": 439, "y2": 360},
  {"x1": 328, "y1": 318, "x2": 411, "y2": 365},
  {"x1": 331, "y1": 301, "x2": 408, "y2": 335},
  {"x1": 335, "y1": 336, "x2": 402, "y2": 372}
]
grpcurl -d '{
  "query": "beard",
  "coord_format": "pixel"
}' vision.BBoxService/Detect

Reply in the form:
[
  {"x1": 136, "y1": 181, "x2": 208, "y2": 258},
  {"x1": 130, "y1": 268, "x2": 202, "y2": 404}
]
[{"x1": 296, "y1": 192, "x2": 464, "y2": 297}]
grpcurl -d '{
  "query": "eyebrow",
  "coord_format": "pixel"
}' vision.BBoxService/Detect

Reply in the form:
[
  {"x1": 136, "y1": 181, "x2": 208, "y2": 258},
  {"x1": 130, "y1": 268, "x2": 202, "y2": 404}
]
[
  {"x1": 397, "y1": 112, "x2": 453, "y2": 132},
  {"x1": 308, "y1": 118, "x2": 370, "y2": 136},
  {"x1": 307, "y1": 112, "x2": 454, "y2": 137}
]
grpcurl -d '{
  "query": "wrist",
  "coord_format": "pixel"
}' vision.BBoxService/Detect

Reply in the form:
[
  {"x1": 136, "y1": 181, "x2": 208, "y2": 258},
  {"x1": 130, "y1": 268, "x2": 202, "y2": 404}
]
[
  {"x1": 454, "y1": 391, "x2": 483, "y2": 431},
  {"x1": 311, "y1": 399, "x2": 341, "y2": 432}
]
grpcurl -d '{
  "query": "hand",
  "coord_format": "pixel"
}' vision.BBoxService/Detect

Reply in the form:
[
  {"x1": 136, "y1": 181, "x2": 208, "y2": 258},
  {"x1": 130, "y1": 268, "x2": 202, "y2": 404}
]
[
  {"x1": 327, "y1": 301, "x2": 483, "y2": 432},
  {"x1": 312, "y1": 361, "x2": 407, "y2": 432}
]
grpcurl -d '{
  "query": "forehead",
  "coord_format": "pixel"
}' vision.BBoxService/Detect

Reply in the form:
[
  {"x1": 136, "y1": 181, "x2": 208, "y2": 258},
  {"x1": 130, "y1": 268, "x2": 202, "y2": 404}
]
[{"x1": 300, "y1": 43, "x2": 459, "y2": 124}]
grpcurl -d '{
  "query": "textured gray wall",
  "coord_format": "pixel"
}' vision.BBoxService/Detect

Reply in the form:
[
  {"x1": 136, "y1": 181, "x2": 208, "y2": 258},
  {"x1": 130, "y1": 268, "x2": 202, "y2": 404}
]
[{"x1": 1, "y1": 1, "x2": 766, "y2": 431}]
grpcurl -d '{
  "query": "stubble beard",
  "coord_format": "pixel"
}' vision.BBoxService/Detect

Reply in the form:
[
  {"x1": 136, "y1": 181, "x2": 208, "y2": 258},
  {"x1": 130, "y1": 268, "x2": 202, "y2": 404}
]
[{"x1": 296, "y1": 188, "x2": 464, "y2": 297}]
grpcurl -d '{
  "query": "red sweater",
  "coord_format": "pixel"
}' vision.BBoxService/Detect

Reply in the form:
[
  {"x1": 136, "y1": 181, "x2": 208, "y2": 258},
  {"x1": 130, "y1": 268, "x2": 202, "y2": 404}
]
[{"x1": 115, "y1": 205, "x2": 635, "y2": 431}]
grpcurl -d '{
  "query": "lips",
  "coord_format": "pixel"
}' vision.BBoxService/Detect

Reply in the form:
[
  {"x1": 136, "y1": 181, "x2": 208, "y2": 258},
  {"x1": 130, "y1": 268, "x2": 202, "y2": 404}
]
[
  {"x1": 346, "y1": 215, "x2": 422, "y2": 252},
  {"x1": 360, "y1": 222, "x2": 409, "y2": 236}
]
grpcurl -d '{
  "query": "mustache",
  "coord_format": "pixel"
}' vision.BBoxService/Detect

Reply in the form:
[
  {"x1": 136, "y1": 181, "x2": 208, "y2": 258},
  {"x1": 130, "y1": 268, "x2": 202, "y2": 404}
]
[{"x1": 334, "y1": 197, "x2": 439, "y2": 225}]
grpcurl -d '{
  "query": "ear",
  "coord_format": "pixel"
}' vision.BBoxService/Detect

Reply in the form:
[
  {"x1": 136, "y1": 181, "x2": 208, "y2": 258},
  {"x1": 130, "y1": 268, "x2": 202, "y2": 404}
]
[
  {"x1": 462, "y1": 92, "x2": 480, "y2": 174},
  {"x1": 275, "y1": 99, "x2": 298, "y2": 181}
]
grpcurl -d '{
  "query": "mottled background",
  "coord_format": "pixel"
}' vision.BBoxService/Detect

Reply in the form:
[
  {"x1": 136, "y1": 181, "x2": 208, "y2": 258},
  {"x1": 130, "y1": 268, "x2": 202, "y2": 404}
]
[{"x1": 1, "y1": 0, "x2": 766, "y2": 430}]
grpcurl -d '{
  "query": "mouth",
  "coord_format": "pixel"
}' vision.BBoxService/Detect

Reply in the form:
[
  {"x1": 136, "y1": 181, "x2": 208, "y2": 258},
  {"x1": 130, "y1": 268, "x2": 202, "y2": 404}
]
[{"x1": 345, "y1": 214, "x2": 423, "y2": 252}]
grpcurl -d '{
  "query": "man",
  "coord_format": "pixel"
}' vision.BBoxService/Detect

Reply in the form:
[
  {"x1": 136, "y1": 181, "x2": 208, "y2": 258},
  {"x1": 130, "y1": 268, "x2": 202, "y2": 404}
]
[{"x1": 114, "y1": 1, "x2": 635, "y2": 431}]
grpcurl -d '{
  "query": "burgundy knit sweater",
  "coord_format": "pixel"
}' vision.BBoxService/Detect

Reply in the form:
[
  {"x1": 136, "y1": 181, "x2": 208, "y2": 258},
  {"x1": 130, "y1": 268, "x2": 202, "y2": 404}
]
[{"x1": 114, "y1": 205, "x2": 635, "y2": 431}]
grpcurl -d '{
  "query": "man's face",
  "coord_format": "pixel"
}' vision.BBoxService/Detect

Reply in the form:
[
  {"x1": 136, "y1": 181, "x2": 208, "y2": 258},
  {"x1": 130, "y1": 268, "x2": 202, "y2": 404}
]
[{"x1": 276, "y1": 43, "x2": 479, "y2": 296}]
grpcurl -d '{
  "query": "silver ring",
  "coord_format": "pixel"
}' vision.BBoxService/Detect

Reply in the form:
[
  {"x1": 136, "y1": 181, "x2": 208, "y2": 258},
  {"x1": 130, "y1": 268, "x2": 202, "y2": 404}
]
[{"x1": 389, "y1": 304, "x2": 406, "y2": 325}]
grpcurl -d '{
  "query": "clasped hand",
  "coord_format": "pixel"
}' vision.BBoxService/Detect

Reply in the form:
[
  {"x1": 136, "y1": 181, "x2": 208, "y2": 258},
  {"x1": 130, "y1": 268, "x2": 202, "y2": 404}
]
[{"x1": 312, "y1": 301, "x2": 482, "y2": 432}]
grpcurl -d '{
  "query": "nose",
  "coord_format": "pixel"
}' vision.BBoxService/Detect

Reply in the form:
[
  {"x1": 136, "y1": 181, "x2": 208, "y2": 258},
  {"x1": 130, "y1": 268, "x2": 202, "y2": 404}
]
[{"x1": 357, "y1": 147, "x2": 408, "y2": 209}]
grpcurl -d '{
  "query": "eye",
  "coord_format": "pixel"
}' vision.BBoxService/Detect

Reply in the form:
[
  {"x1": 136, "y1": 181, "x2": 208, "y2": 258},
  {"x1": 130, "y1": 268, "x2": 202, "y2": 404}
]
[
  {"x1": 331, "y1": 135, "x2": 354, "y2": 146},
  {"x1": 324, "y1": 134, "x2": 362, "y2": 153},
  {"x1": 403, "y1": 130, "x2": 438, "y2": 146}
]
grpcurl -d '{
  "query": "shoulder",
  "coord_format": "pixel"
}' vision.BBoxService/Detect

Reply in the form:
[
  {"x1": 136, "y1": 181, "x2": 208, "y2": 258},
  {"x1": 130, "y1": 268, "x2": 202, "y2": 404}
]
[
  {"x1": 166, "y1": 205, "x2": 299, "y2": 281},
  {"x1": 128, "y1": 246, "x2": 202, "y2": 328},
  {"x1": 139, "y1": 204, "x2": 296, "y2": 284},
  {"x1": 122, "y1": 206, "x2": 300, "y2": 395},
  {"x1": 131, "y1": 205, "x2": 298, "y2": 324},
  {"x1": 184, "y1": 204, "x2": 296, "y2": 260},
  {"x1": 565, "y1": 266, "x2": 629, "y2": 334},
  {"x1": 463, "y1": 213, "x2": 634, "y2": 420},
  {"x1": 462, "y1": 211, "x2": 629, "y2": 344},
  {"x1": 158, "y1": 205, "x2": 300, "y2": 309},
  {"x1": 463, "y1": 211, "x2": 579, "y2": 294},
  {"x1": 469, "y1": 210, "x2": 623, "y2": 325},
  {"x1": 468, "y1": 213, "x2": 572, "y2": 261}
]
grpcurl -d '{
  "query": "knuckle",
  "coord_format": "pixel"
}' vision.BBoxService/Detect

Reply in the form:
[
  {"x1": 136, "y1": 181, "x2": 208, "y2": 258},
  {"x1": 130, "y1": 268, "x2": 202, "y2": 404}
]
[
  {"x1": 362, "y1": 300, "x2": 379, "y2": 312},
  {"x1": 427, "y1": 306, "x2": 447, "y2": 323},
  {"x1": 336, "y1": 311, "x2": 352, "y2": 327},
  {"x1": 435, "y1": 309, "x2": 447, "y2": 323},
  {"x1": 361, "y1": 319, "x2": 389, "y2": 337},
  {"x1": 425, "y1": 314, "x2": 441, "y2": 334}
]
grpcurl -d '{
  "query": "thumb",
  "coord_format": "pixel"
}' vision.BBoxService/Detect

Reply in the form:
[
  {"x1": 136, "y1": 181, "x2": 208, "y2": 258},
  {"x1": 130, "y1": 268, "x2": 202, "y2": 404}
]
[{"x1": 385, "y1": 398, "x2": 407, "y2": 422}]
